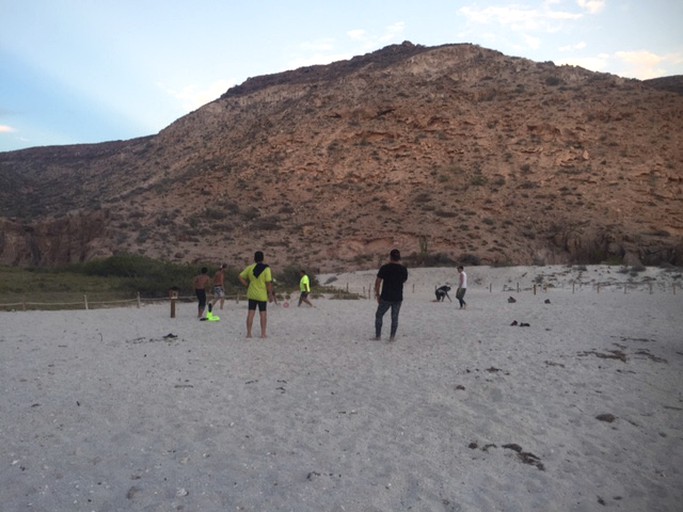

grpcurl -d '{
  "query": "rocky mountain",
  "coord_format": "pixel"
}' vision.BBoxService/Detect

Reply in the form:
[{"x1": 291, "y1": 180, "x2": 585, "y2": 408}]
[{"x1": 1, "y1": 42, "x2": 682, "y2": 273}]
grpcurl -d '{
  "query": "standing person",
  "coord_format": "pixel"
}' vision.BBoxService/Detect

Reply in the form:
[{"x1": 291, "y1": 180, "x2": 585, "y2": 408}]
[
  {"x1": 211, "y1": 264, "x2": 226, "y2": 311},
  {"x1": 298, "y1": 269, "x2": 313, "y2": 307},
  {"x1": 374, "y1": 249, "x2": 408, "y2": 342},
  {"x1": 193, "y1": 267, "x2": 211, "y2": 319},
  {"x1": 456, "y1": 265, "x2": 467, "y2": 309},
  {"x1": 238, "y1": 251, "x2": 274, "y2": 338}
]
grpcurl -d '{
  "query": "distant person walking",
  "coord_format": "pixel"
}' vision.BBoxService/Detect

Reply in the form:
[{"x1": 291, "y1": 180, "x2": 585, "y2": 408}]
[
  {"x1": 373, "y1": 249, "x2": 408, "y2": 342},
  {"x1": 298, "y1": 269, "x2": 313, "y2": 307},
  {"x1": 193, "y1": 267, "x2": 211, "y2": 319},
  {"x1": 456, "y1": 266, "x2": 467, "y2": 309},
  {"x1": 238, "y1": 251, "x2": 274, "y2": 338},
  {"x1": 212, "y1": 264, "x2": 226, "y2": 311}
]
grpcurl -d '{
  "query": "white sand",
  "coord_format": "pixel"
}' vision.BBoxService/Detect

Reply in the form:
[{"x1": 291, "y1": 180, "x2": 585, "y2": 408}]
[{"x1": 1, "y1": 266, "x2": 682, "y2": 512}]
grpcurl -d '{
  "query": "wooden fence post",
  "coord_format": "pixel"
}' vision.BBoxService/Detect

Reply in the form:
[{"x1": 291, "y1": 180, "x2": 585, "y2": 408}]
[
  {"x1": 84, "y1": 294, "x2": 89, "y2": 310},
  {"x1": 169, "y1": 289, "x2": 179, "y2": 318}
]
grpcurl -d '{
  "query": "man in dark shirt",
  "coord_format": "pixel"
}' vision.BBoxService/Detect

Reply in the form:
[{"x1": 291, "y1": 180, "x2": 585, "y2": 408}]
[
  {"x1": 373, "y1": 249, "x2": 408, "y2": 341},
  {"x1": 435, "y1": 284, "x2": 452, "y2": 302}
]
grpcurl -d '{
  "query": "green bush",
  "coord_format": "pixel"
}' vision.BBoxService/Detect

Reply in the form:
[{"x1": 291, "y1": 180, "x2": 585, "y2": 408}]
[{"x1": 64, "y1": 254, "x2": 236, "y2": 298}]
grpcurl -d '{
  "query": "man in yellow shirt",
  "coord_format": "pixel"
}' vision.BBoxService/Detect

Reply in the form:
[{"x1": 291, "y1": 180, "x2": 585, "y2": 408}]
[
  {"x1": 238, "y1": 251, "x2": 274, "y2": 338},
  {"x1": 298, "y1": 269, "x2": 313, "y2": 307}
]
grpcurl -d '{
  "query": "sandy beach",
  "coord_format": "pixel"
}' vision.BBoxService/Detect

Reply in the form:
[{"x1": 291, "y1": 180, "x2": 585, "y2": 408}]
[{"x1": 1, "y1": 265, "x2": 682, "y2": 511}]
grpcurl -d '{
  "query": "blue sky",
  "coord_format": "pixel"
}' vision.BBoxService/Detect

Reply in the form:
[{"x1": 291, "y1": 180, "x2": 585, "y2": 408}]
[{"x1": 1, "y1": 0, "x2": 682, "y2": 152}]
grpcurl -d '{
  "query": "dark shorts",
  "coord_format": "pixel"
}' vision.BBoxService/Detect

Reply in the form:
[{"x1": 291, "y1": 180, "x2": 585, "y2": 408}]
[
  {"x1": 195, "y1": 289, "x2": 207, "y2": 308},
  {"x1": 248, "y1": 299, "x2": 267, "y2": 312},
  {"x1": 300, "y1": 291, "x2": 309, "y2": 298}
]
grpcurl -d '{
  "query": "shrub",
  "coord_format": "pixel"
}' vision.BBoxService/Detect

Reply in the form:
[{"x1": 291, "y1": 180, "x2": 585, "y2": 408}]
[{"x1": 470, "y1": 175, "x2": 488, "y2": 186}]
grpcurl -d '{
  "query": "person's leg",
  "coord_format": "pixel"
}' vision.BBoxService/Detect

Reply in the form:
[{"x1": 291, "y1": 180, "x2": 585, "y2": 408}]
[
  {"x1": 461, "y1": 289, "x2": 467, "y2": 308},
  {"x1": 246, "y1": 310, "x2": 256, "y2": 337},
  {"x1": 259, "y1": 310, "x2": 268, "y2": 338},
  {"x1": 389, "y1": 301, "x2": 402, "y2": 340},
  {"x1": 374, "y1": 301, "x2": 391, "y2": 339},
  {"x1": 197, "y1": 290, "x2": 207, "y2": 318}
]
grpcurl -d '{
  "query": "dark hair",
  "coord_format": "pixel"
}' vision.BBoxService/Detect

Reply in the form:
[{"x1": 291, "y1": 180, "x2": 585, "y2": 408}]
[
  {"x1": 201, "y1": 267, "x2": 208, "y2": 273},
  {"x1": 254, "y1": 251, "x2": 264, "y2": 263},
  {"x1": 389, "y1": 249, "x2": 401, "y2": 261}
]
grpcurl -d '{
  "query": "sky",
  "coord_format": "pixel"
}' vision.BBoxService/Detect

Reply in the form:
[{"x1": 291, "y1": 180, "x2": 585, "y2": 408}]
[{"x1": 1, "y1": 0, "x2": 682, "y2": 152}]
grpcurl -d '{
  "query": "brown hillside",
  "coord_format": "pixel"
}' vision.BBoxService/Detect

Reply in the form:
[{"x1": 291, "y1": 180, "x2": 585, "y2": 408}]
[{"x1": 1, "y1": 42, "x2": 682, "y2": 272}]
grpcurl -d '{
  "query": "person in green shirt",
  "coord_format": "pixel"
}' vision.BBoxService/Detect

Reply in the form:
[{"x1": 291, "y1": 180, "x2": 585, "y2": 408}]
[
  {"x1": 238, "y1": 251, "x2": 274, "y2": 338},
  {"x1": 298, "y1": 269, "x2": 313, "y2": 307}
]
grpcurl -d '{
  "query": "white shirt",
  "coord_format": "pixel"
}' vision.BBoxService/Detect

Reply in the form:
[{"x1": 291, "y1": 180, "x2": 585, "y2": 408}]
[{"x1": 459, "y1": 271, "x2": 467, "y2": 289}]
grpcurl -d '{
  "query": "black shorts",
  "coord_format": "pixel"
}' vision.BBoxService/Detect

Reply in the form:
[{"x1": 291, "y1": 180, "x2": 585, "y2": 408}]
[
  {"x1": 196, "y1": 289, "x2": 207, "y2": 308},
  {"x1": 248, "y1": 299, "x2": 267, "y2": 312}
]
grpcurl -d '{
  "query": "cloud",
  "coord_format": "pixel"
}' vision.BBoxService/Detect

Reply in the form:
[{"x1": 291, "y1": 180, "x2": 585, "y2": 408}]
[
  {"x1": 346, "y1": 22, "x2": 406, "y2": 48},
  {"x1": 524, "y1": 34, "x2": 542, "y2": 50},
  {"x1": 380, "y1": 22, "x2": 406, "y2": 43},
  {"x1": 558, "y1": 50, "x2": 683, "y2": 79},
  {"x1": 577, "y1": 0, "x2": 606, "y2": 15},
  {"x1": 614, "y1": 50, "x2": 681, "y2": 80},
  {"x1": 559, "y1": 41, "x2": 587, "y2": 52},
  {"x1": 458, "y1": 5, "x2": 581, "y2": 33},
  {"x1": 161, "y1": 79, "x2": 234, "y2": 111},
  {"x1": 0, "y1": 125, "x2": 16, "y2": 133},
  {"x1": 558, "y1": 53, "x2": 611, "y2": 73},
  {"x1": 288, "y1": 22, "x2": 406, "y2": 70},
  {"x1": 347, "y1": 30, "x2": 366, "y2": 42}
]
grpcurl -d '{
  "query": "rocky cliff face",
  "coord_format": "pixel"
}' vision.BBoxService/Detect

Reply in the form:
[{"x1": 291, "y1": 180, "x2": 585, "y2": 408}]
[{"x1": 1, "y1": 42, "x2": 682, "y2": 272}]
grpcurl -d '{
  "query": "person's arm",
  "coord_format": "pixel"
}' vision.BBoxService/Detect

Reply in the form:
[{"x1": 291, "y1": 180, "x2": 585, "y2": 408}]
[
  {"x1": 238, "y1": 274, "x2": 249, "y2": 289},
  {"x1": 305, "y1": 277, "x2": 311, "y2": 293},
  {"x1": 267, "y1": 281, "x2": 274, "y2": 302},
  {"x1": 374, "y1": 277, "x2": 382, "y2": 303}
]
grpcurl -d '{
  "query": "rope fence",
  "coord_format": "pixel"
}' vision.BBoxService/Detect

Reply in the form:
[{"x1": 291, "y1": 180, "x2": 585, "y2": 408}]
[
  {"x1": 343, "y1": 280, "x2": 681, "y2": 299},
  {"x1": 0, "y1": 291, "x2": 253, "y2": 313},
  {"x1": 1, "y1": 280, "x2": 680, "y2": 312}
]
